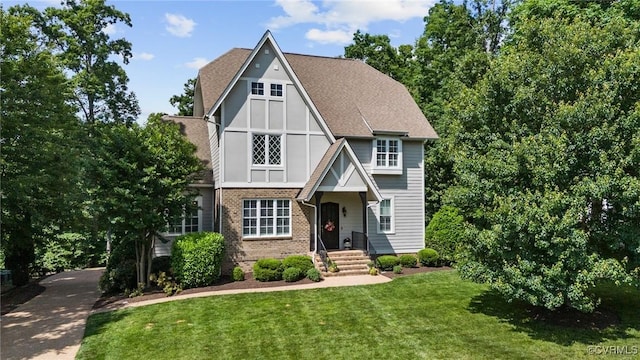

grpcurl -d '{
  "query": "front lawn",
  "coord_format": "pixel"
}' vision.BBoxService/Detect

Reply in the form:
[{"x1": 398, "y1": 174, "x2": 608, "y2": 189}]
[{"x1": 77, "y1": 270, "x2": 640, "y2": 359}]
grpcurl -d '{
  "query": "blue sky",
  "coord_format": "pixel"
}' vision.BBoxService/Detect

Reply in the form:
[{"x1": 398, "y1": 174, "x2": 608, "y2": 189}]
[{"x1": 8, "y1": 0, "x2": 436, "y2": 123}]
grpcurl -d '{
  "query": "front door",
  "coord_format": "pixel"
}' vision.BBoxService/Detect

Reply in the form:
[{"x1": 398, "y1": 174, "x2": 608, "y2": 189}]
[{"x1": 321, "y1": 202, "x2": 340, "y2": 249}]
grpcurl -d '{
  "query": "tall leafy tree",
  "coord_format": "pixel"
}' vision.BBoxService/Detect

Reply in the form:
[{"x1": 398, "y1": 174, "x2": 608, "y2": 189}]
[
  {"x1": 41, "y1": 0, "x2": 140, "y2": 123},
  {"x1": 1, "y1": 6, "x2": 83, "y2": 285},
  {"x1": 417, "y1": 0, "x2": 512, "y2": 222},
  {"x1": 170, "y1": 78, "x2": 196, "y2": 116},
  {"x1": 88, "y1": 114, "x2": 204, "y2": 286},
  {"x1": 448, "y1": 0, "x2": 640, "y2": 312}
]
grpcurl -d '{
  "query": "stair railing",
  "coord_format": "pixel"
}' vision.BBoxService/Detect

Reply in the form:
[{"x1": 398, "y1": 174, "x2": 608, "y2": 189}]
[{"x1": 316, "y1": 235, "x2": 329, "y2": 272}]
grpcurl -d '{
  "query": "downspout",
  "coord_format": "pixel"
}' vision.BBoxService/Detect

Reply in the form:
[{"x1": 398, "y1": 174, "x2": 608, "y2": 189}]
[{"x1": 300, "y1": 200, "x2": 317, "y2": 254}]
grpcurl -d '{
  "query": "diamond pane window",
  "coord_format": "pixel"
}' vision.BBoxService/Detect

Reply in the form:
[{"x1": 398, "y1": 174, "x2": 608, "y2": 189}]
[{"x1": 253, "y1": 134, "x2": 282, "y2": 166}]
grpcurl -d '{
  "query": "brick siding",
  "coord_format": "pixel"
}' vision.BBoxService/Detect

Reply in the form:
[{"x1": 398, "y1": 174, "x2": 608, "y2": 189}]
[{"x1": 220, "y1": 188, "x2": 313, "y2": 272}]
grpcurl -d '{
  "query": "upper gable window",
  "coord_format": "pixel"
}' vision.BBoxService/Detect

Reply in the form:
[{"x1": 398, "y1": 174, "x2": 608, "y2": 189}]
[
  {"x1": 251, "y1": 82, "x2": 264, "y2": 95},
  {"x1": 253, "y1": 134, "x2": 282, "y2": 166},
  {"x1": 270, "y1": 84, "x2": 283, "y2": 97},
  {"x1": 372, "y1": 138, "x2": 402, "y2": 175}
]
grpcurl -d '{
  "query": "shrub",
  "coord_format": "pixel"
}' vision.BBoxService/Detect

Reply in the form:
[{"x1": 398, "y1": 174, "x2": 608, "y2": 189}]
[
  {"x1": 418, "y1": 248, "x2": 439, "y2": 267},
  {"x1": 306, "y1": 268, "x2": 321, "y2": 282},
  {"x1": 376, "y1": 255, "x2": 399, "y2": 271},
  {"x1": 151, "y1": 256, "x2": 172, "y2": 275},
  {"x1": 283, "y1": 267, "x2": 303, "y2": 282},
  {"x1": 399, "y1": 254, "x2": 417, "y2": 268},
  {"x1": 369, "y1": 267, "x2": 379, "y2": 276},
  {"x1": 171, "y1": 232, "x2": 225, "y2": 289},
  {"x1": 253, "y1": 258, "x2": 283, "y2": 282},
  {"x1": 393, "y1": 265, "x2": 403, "y2": 274},
  {"x1": 282, "y1": 255, "x2": 314, "y2": 273},
  {"x1": 232, "y1": 266, "x2": 245, "y2": 281},
  {"x1": 99, "y1": 259, "x2": 137, "y2": 294},
  {"x1": 425, "y1": 206, "x2": 466, "y2": 264}
]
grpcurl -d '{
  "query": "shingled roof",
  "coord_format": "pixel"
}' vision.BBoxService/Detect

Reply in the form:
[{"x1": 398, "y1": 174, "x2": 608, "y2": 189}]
[
  {"x1": 198, "y1": 47, "x2": 437, "y2": 140},
  {"x1": 162, "y1": 115, "x2": 213, "y2": 184}
]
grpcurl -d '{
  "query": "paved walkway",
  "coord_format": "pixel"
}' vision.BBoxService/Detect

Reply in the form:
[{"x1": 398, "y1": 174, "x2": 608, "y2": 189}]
[
  {"x1": 1, "y1": 268, "x2": 104, "y2": 360},
  {"x1": 100, "y1": 274, "x2": 392, "y2": 312}
]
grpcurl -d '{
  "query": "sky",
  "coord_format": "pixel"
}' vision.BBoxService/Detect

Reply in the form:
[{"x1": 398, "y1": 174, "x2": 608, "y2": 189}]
[{"x1": 7, "y1": 0, "x2": 437, "y2": 124}]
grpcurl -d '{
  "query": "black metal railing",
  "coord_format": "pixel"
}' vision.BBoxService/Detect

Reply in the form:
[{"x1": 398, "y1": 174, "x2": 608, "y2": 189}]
[{"x1": 316, "y1": 235, "x2": 329, "y2": 272}]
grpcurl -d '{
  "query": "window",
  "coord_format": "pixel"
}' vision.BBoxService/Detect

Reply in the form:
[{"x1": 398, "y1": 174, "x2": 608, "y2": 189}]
[
  {"x1": 270, "y1": 83, "x2": 283, "y2": 97},
  {"x1": 243, "y1": 199, "x2": 291, "y2": 237},
  {"x1": 166, "y1": 198, "x2": 202, "y2": 235},
  {"x1": 252, "y1": 134, "x2": 282, "y2": 166},
  {"x1": 378, "y1": 198, "x2": 394, "y2": 234},
  {"x1": 372, "y1": 138, "x2": 402, "y2": 174},
  {"x1": 251, "y1": 82, "x2": 264, "y2": 95}
]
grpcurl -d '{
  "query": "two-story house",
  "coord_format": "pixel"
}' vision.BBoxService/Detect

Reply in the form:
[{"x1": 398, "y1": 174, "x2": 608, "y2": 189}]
[{"x1": 159, "y1": 31, "x2": 437, "y2": 273}]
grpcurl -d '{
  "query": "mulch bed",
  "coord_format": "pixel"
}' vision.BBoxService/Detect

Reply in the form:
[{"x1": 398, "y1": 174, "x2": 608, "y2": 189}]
[{"x1": 92, "y1": 266, "x2": 449, "y2": 311}]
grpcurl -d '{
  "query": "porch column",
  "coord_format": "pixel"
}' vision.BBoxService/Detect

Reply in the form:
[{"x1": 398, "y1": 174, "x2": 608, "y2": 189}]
[
  {"x1": 359, "y1": 192, "x2": 367, "y2": 235},
  {"x1": 315, "y1": 191, "x2": 324, "y2": 245}
]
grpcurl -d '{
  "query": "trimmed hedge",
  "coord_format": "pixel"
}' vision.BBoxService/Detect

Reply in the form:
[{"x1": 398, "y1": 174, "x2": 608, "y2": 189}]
[
  {"x1": 283, "y1": 267, "x2": 303, "y2": 282},
  {"x1": 171, "y1": 232, "x2": 225, "y2": 289},
  {"x1": 306, "y1": 268, "x2": 321, "y2": 282},
  {"x1": 282, "y1": 255, "x2": 314, "y2": 273},
  {"x1": 399, "y1": 254, "x2": 417, "y2": 268},
  {"x1": 418, "y1": 248, "x2": 439, "y2": 267},
  {"x1": 376, "y1": 255, "x2": 400, "y2": 271},
  {"x1": 253, "y1": 258, "x2": 283, "y2": 282},
  {"x1": 232, "y1": 266, "x2": 245, "y2": 281}
]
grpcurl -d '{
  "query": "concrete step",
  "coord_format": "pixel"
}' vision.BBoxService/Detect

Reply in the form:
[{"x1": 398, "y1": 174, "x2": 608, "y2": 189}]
[{"x1": 321, "y1": 268, "x2": 371, "y2": 277}]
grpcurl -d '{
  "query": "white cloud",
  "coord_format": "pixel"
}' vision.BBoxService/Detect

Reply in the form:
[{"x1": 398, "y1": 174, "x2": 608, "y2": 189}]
[
  {"x1": 102, "y1": 23, "x2": 117, "y2": 35},
  {"x1": 305, "y1": 28, "x2": 352, "y2": 45},
  {"x1": 268, "y1": 0, "x2": 434, "y2": 44},
  {"x1": 165, "y1": 13, "x2": 196, "y2": 37},
  {"x1": 134, "y1": 52, "x2": 155, "y2": 61},
  {"x1": 185, "y1": 57, "x2": 209, "y2": 69}
]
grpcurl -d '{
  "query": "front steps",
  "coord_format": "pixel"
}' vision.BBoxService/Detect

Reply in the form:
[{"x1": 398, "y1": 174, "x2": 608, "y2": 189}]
[{"x1": 315, "y1": 250, "x2": 371, "y2": 277}]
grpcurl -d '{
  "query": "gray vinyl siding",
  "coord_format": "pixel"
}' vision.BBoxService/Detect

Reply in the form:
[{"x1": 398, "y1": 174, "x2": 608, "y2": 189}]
[
  {"x1": 349, "y1": 139, "x2": 425, "y2": 254},
  {"x1": 209, "y1": 119, "x2": 220, "y2": 186},
  {"x1": 153, "y1": 188, "x2": 214, "y2": 258}
]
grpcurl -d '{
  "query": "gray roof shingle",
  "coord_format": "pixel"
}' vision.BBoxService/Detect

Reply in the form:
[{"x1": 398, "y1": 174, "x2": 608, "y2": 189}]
[{"x1": 198, "y1": 48, "x2": 437, "y2": 139}]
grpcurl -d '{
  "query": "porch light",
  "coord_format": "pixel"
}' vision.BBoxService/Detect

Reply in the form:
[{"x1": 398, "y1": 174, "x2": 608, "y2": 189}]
[{"x1": 342, "y1": 206, "x2": 347, "y2": 217}]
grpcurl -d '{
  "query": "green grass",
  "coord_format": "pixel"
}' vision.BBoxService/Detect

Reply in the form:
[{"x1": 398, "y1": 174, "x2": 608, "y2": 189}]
[{"x1": 77, "y1": 271, "x2": 640, "y2": 360}]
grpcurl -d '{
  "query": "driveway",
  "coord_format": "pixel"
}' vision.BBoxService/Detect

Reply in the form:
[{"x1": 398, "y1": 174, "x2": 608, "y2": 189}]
[{"x1": 1, "y1": 268, "x2": 103, "y2": 360}]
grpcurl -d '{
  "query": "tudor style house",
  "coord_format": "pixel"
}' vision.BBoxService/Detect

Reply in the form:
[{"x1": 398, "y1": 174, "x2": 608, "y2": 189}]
[{"x1": 159, "y1": 31, "x2": 437, "y2": 273}]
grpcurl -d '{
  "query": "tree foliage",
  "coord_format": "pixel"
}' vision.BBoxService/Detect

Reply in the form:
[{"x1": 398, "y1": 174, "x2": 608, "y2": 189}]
[
  {"x1": 88, "y1": 114, "x2": 204, "y2": 286},
  {"x1": 448, "y1": 0, "x2": 640, "y2": 312},
  {"x1": 0, "y1": 7, "x2": 84, "y2": 285},
  {"x1": 40, "y1": 0, "x2": 140, "y2": 123},
  {"x1": 169, "y1": 78, "x2": 196, "y2": 116}
]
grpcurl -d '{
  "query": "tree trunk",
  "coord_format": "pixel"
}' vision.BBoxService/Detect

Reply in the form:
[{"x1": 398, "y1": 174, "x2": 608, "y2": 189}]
[
  {"x1": 4, "y1": 213, "x2": 35, "y2": 286},
  {"x1": 146, "y1": 233, "x2": 153, "y2": 287}
]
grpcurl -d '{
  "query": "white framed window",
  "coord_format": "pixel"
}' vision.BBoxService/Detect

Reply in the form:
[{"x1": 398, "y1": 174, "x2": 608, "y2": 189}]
[
  {"x1": 377, "y1": 197, "x2": 394, "y2": 234},
  {"x1": 372, "y1": 138, "x2": 402, "y2": 174},
  {"x1": 251, "y1": 82, "x2": 264, "y2": 95},
  {"x1": 270, "y1": 83, "x2": 283, "y2": 97},
  {"x1": 252, "y1": 134, "x2": 282, "y2": 166},
  {"x1": 243, "y1": 199, "x2": 291, "y2": 237},
  {"x1": 166, "y1": 196, "x2": 202, "y2": 235}
]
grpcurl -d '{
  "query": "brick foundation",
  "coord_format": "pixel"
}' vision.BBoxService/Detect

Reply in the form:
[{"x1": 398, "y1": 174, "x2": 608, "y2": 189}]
[{"x1": 220, "y1": 188, "x2": 313, "y2": 273}]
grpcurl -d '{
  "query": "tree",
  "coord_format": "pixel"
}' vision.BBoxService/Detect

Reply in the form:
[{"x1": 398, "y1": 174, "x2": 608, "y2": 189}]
[
  {"x1": 447, "y1": 0, "x2": 640, "y2": 312},
  {"x1": 41, "y1": 0, "x2": 139, "y2": 123},
  {"x1": 88, "y1": 114, "x2": 204, "y2": 286},
  {"x1": 170, "y1": 78, "x2": 196, "y2": 116},
  {"x1": 417, "y1": 0, "x2": 512, "y2": 222},
  {"x1": 1, "y1": 6, "x2": 84, "y2": 285},
  {"x1": 344, "y1": 31, "x2": 419, "y2": 97}
]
